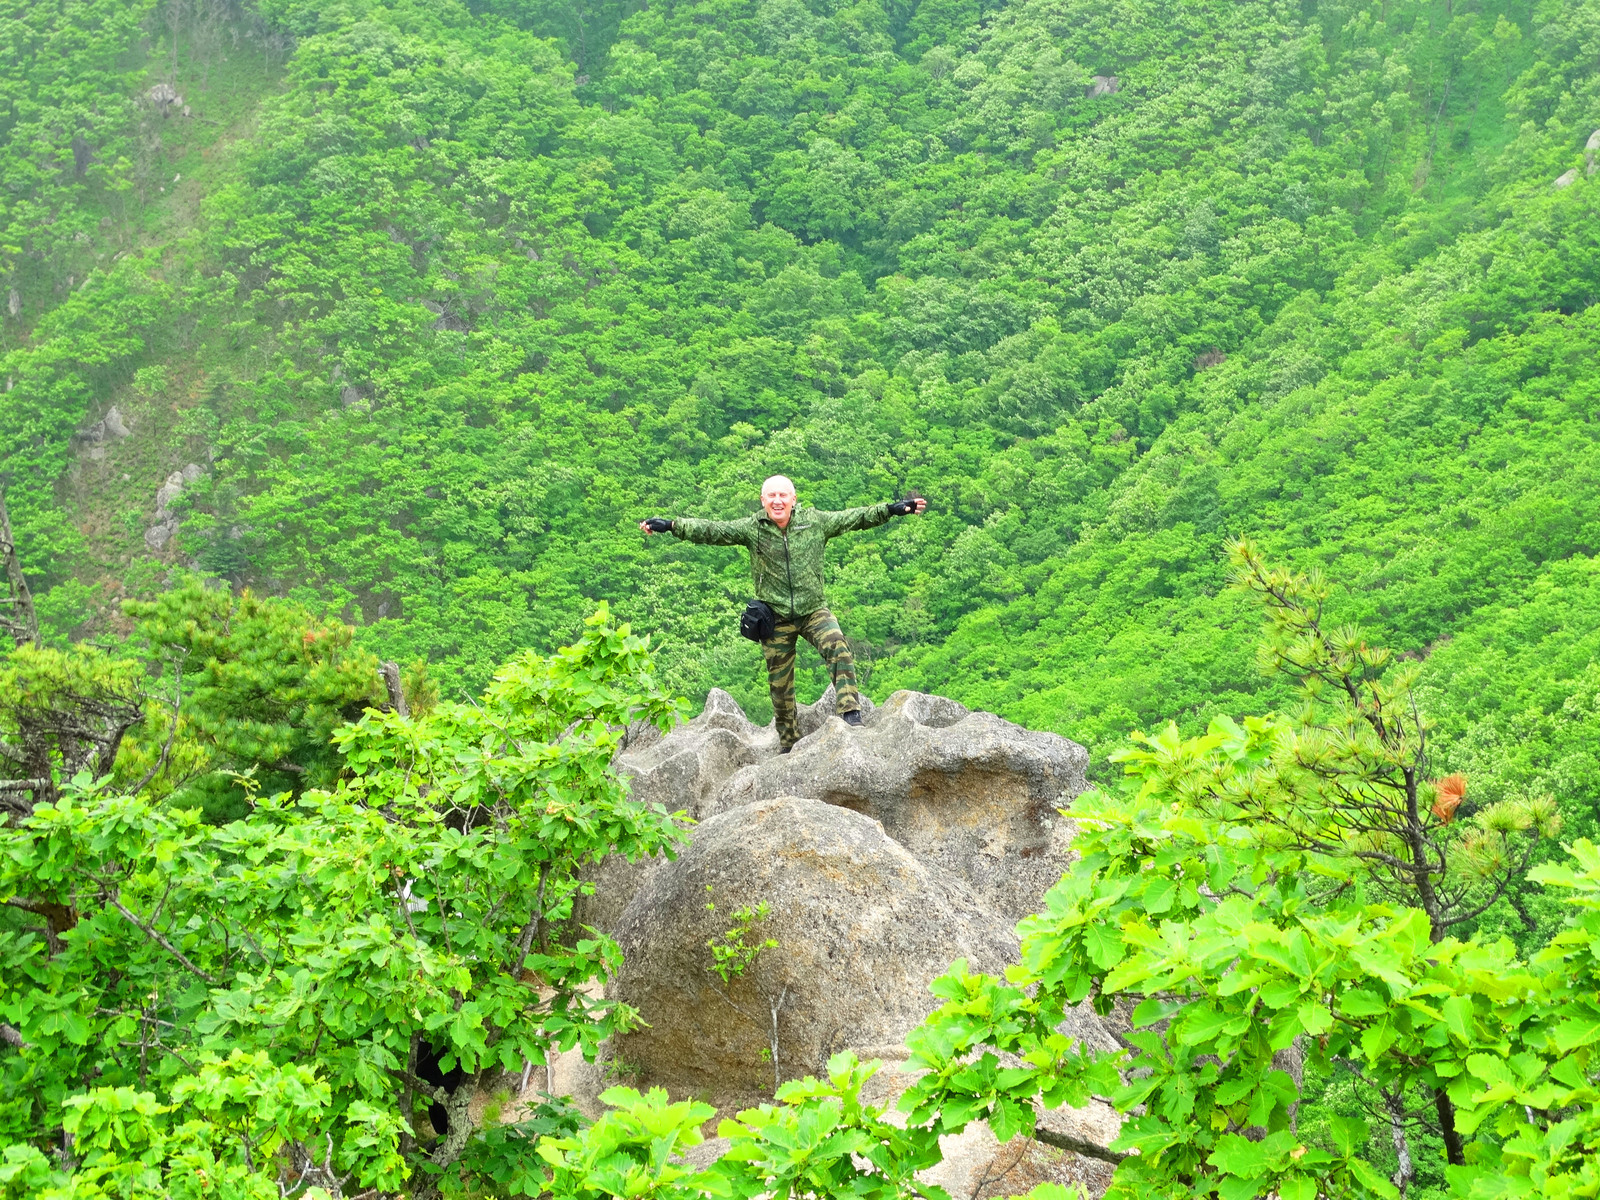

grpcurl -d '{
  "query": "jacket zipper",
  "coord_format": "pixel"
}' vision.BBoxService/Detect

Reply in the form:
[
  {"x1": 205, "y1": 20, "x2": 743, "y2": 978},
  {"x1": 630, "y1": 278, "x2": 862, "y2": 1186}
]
[{"x1": 783, "y1": 528, "x2": 795, "y2": 616}]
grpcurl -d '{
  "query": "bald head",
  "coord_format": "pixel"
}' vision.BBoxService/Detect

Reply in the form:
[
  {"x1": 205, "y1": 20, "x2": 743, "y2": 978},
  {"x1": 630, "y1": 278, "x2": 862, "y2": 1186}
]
[{"x1": 761, "y1": 476, "x2": 796, "y2": 527}]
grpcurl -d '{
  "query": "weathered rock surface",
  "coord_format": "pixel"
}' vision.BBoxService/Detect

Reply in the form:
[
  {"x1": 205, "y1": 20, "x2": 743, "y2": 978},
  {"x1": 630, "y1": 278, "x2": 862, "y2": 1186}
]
[
  {"x1": 1086, "y1": 74, "x2": 1120, "y2": 98},
  {"x1": 599, "y1": 686, "x2": 1087, "y2": 925},
  {"x1": 618, "y1": 686, "x2": 876, "y2": 820},
  {"x1": 610, "y1": 794, "x2": 1019, "y2": 1098},
  {"x1": 618, "y1": 688, "x2": 779, "y2": 820},
  {"x1": 593, "y1": 688, "x2": 1118, "y2": 1193},
  {"x1": 575, "y1": 688, "x2": 872, "y2": 933},
  {"x1": 710, "y1": 690, "x2": 1087, "y2": 920},
  {"x1": 76, "y1": 405, "x2": 132, "y2": 462}
]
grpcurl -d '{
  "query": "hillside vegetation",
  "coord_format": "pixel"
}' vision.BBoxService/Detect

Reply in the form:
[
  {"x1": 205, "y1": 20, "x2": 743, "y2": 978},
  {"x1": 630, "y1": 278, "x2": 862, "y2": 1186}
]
[
  {"x1": 5, "y1": 0, "x2": 1598, "y2": 763},
  {"x1": 8, "y1": 0, "x2": 1599, "y2": 911},
  {"x1": 2, "y1": 2, "x2": 1600, "y2": 1191}
]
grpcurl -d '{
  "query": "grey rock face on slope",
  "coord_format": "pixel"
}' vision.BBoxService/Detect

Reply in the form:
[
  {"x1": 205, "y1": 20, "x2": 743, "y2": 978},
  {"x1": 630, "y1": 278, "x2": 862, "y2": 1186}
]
[
  {"x1": 609, "y1": 794, "x2": 1019, "y2": 1096},
  {"x1": 145, "y1": 464, "x2": 205, "y2": 551}
]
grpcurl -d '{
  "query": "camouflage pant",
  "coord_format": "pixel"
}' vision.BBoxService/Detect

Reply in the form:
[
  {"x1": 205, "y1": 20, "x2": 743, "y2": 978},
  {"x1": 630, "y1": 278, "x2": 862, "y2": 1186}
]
[{"x1": 761, "y1": 608, "x2": 860, "y2": 749}]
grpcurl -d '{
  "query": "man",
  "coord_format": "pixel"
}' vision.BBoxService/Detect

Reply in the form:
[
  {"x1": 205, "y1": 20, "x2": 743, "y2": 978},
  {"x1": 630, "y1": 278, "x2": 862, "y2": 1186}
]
[{"x1": 641, "y1": 476, "x2": 927, "y2": 752}]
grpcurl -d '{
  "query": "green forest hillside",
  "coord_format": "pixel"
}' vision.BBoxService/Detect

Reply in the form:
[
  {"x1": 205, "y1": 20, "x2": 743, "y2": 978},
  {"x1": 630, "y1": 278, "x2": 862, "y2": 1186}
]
[
  {"x1": 7, "y1": 2, "x2": 1600, "y2": 1195},
  {"x1": 3, "y1": 0, "x2": 1598, "y2": 862}
]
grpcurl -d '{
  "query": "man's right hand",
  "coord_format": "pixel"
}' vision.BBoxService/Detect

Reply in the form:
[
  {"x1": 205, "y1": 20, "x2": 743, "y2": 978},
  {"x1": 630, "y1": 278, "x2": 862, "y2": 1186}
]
[{"x1": 640, "y1": 517, "x2": 674, "y2": 534}]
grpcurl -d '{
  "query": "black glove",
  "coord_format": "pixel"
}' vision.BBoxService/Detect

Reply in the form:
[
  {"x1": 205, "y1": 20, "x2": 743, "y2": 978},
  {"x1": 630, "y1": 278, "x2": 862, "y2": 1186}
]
[
  {"x1": 886, "y1": 494, "x2": 922, "y2": 517},
  {"x1": 642, "y1": 517, "x2": 674, "y2": 533}
]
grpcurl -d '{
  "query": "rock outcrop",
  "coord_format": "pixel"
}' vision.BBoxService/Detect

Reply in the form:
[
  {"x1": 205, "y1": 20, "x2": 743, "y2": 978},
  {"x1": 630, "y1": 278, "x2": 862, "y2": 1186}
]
[
  {"x1": 610, "y1": 794, "x2": 1020, "y2": 1098},
  {"x1": 577, "y1": 688, "x2": 873, "y2": 933},
  {"x1": 619, "y1": 686, "x2": 876, "y2": 820},
  {"x1": 588, "y1": 686, "x2": 1118, "y2": 1192},
  {"x1": 145, "y1": 463, "x2": 204, "y2": 552},
  {"x1": 709, "y1": 689, "x2": 1086, "y2": 920},
  {"x1": 600, "y1": 686, "x2": 1084, "y2": 926},
  {"x1": 76, "y1": 405, "x2": 131, "y2": 462}
]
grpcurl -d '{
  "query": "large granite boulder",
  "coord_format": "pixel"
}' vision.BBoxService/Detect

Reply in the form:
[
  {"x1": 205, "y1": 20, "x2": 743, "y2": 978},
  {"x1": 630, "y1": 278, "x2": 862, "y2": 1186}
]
[
  {"x1": 593, "y1": 687, "x2": 1088, "y2": 929},
  {"x1": 564, "y1": 690, "x2": 1121, "y2": 1193},
  {"x1": 609, "y1": 794, "x2": 1019, "y2": 1099},
  {"x1": 576, "y1": 688, "x2": 872, "y2": 933},
  {"x1": 710, "y1": 690, "x2": 1088, "y2": 920}
]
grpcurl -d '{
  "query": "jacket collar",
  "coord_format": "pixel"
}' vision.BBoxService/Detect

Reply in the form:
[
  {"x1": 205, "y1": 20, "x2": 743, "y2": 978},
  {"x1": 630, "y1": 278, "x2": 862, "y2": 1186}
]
[{"x1": 757, "y1": 502, "x2": 809, "y2": 529}]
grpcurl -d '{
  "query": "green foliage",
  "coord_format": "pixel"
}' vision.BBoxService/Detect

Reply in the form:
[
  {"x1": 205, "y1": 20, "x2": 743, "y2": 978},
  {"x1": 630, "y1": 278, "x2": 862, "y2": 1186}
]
[
  {"x1": 123, "y1": 581, "x2": 384, "y2": 812},
  {"x1": 705, "y1": 887, "x2": 777, "y2": 985},
  {"x1": 0, "y1": 640, "x2": 150, "y2": 823},
  {"x1": 4, "y1": 0, "x2": 1600, "y2": 1190},
  {"x1": 0, "y1": 0, "x2": 155, "y2": 302},
  {"x1": 0, "y1": 1053, "x2": 332, "y2": 1199},
  {"x1": 891, "y1": 560, "x2": 1600, "y2": 1198},
  {"x1": 534, "y1": 1052, "x2": 956, "y2": 1200},
  {"x1": 536, "y1": 1086, "x2": 715, "y2": 1200},
  {"x1": 445, "y1": 1097, "x2": 587, "y2": 1198},
  {"x1": 715, "y1": 1054, "x2": 947, "y2": 1200},
  {"x1": 9, "y1": 0, "x2": 1595, "y2": 781},
  {"x1": 0, "y1": 604, "x2": 686, "y2": 1192},
  {"x1": 0, "y1": 252, "x2": 174, "y2": 610}
]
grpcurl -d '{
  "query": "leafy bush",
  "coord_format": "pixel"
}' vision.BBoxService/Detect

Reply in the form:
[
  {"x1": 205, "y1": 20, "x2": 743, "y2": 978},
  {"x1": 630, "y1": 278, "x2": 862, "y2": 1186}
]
[{"x1": 0, "y1": 604, "x2": 684, "y2": 1192}]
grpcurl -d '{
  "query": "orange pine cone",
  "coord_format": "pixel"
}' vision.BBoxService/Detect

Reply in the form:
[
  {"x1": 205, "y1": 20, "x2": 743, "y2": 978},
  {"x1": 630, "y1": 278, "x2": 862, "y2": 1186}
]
[{"x1": 1431, "y1": 774, "x2": 1466, "y2": 824}]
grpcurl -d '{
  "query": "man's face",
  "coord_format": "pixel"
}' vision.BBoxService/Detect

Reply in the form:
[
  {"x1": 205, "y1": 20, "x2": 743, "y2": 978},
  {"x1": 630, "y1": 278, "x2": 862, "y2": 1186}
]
[{"x1": 761, "y1": 477, "x2": 797, "y2": 525}]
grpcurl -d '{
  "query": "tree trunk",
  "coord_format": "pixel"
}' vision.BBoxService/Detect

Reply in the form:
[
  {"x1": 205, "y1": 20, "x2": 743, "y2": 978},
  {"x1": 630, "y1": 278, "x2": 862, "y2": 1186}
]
[
  {"x1": 415, "y1": 1070, "x2": 483, "y2": 1199},
  {"x1": 1433, "y1": 1086, "x2": 1467, "y2": 1166},
  {"x1": 0, "y1": 490, "x2": 39, "y2": 648},
  {"x1": 1387, "y1": 1090, "x2": 1414, "y2": 1196}
]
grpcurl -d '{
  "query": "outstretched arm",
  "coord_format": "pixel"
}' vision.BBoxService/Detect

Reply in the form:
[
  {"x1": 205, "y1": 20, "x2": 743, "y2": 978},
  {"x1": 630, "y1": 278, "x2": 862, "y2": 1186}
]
[
  {"x1": 640, "y1": 515, "x2": 757, "y2": 546},
  {"x1": 818, "y1": 495, "x2": 927, "y2": 538}
]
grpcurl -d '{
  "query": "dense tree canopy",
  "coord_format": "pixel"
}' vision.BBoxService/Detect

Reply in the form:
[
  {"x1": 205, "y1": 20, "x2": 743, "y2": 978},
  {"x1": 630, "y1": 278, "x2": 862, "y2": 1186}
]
[{"x1": 1, "y1": 0, "x2": 1598, "y2": 1195}]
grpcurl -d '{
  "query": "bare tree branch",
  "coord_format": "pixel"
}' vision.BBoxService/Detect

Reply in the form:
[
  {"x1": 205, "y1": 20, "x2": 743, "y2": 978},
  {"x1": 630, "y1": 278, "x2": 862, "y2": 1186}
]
[
  {"x1": 128, "y1": 654, "x2": 185, "y2": 798},
  {"x1": 1032, "y1": 1125, "x2": 1127, "y2": 1165}
]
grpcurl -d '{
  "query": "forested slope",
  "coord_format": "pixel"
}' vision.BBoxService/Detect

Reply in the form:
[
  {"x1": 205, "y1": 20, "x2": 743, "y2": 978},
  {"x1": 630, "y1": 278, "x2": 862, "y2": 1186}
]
[
  {"x1": 6, "y1": 3, "x2": 1600, "y2": 1193},
  {"x1": 3, "y1": 0, "x2": 1598, "y2": 870}
]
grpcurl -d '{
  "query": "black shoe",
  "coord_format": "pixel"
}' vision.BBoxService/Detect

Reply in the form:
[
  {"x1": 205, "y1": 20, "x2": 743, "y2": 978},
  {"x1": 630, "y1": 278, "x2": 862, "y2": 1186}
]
[{"x1": 841, "y1": 710, "x2": 863, "y2": 727}]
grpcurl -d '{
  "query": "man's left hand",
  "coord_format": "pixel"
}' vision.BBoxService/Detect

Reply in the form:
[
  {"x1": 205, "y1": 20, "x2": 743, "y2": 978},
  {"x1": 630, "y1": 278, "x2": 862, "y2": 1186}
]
[{"x1": 887, "y1": 495, "x2": 927, "y2": 517}]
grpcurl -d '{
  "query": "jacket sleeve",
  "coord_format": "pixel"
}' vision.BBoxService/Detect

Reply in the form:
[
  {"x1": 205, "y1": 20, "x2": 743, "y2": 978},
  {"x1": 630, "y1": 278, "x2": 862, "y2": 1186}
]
[
  {"x1": 671, "y1": 515, "x2": 757, "y2": 546},
  {"x1": 817, "y1": 503, "x2": 893, "y2": 538}
]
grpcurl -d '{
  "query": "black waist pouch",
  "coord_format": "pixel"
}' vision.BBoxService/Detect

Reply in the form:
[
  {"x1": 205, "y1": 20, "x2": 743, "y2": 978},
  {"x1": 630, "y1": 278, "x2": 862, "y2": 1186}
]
[{"x1": 739, "y1": 599, "x2": 777, "y2": 642}]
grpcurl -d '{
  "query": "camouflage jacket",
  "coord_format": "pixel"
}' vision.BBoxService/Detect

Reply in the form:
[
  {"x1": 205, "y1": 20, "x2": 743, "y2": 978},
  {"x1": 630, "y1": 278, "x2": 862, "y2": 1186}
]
[{"x1": 671, "y1": 502, "x2": 893, "y2": 617}]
